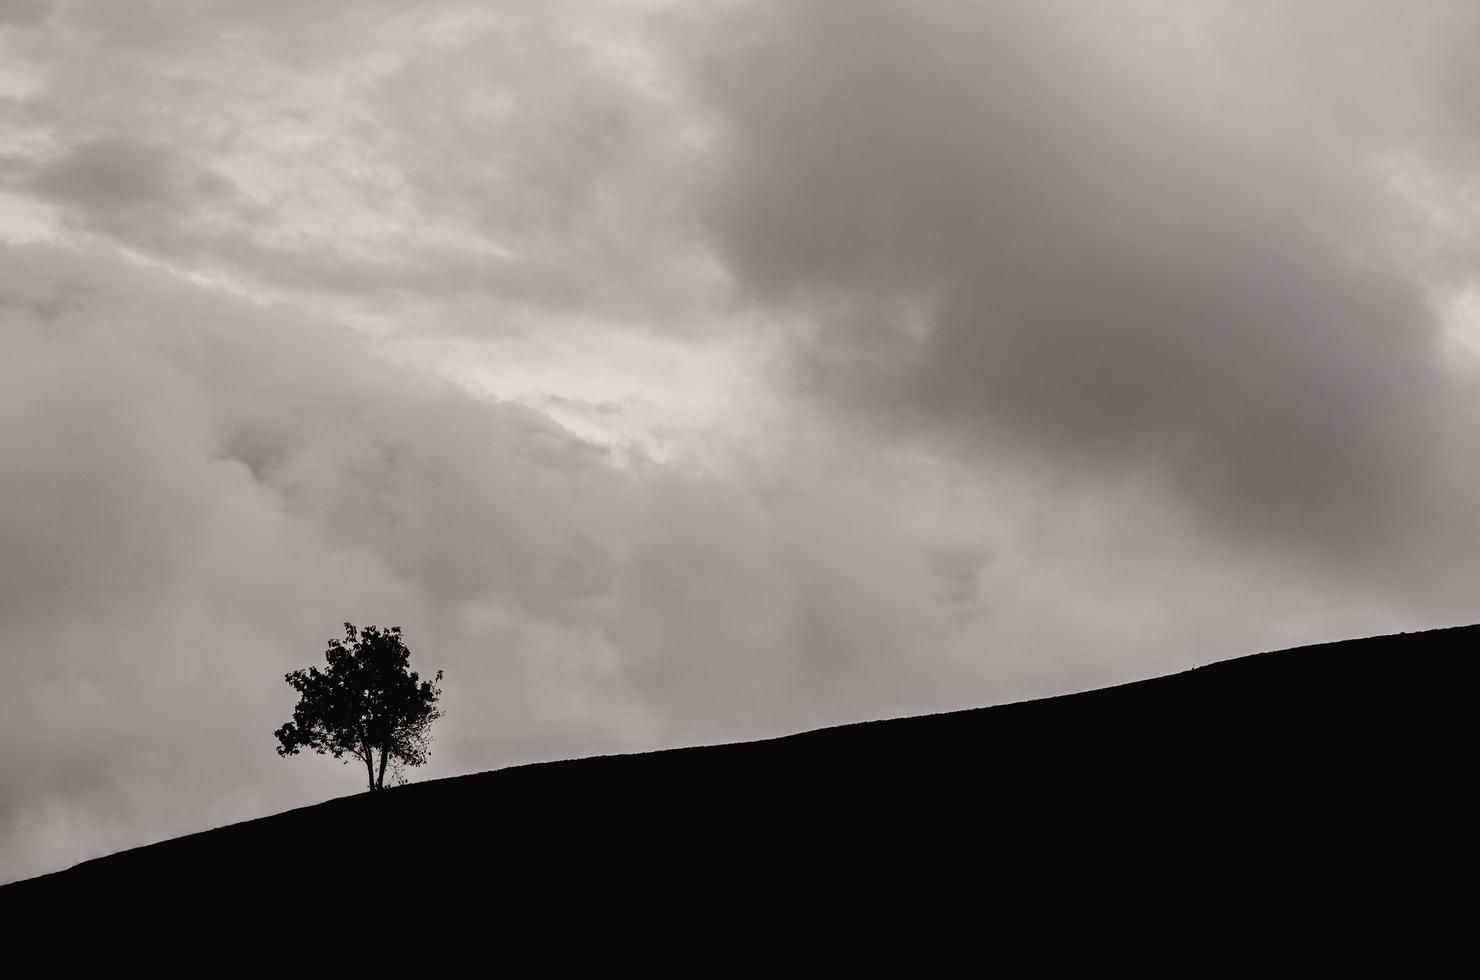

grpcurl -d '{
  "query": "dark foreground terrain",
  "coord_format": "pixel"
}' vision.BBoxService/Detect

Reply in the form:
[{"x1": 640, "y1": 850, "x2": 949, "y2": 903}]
[{"x1": 4, "y1": 625, "x2": 1473, "y2": 948}]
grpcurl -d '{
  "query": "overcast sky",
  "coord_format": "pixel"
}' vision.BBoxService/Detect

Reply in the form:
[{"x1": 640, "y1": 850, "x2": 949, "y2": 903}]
[{"x1": 3, "y1": 0, "x2": 1479, "y2": 882}]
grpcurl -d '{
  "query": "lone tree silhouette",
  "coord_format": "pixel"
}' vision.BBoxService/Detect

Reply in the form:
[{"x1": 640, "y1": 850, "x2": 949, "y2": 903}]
[{"x1": 274, "y1": 623, "x2": 444, "y2": 791}]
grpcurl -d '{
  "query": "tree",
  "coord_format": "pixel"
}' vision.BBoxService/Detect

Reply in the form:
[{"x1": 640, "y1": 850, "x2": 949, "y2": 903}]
[{"x1": 274, "y1": 623, "x2": 444, "y2": 791}]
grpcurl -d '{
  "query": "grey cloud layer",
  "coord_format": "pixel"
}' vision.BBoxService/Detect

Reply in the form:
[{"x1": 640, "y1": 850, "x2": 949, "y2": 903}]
[
  {"x1": 2, "y1": 0, "x2": 716, "y2": 327},
  {"x1": 681, "y1": 0, "x2": 1480, "y2": 599},
  {"x1": 0, "y1": 0, "x2": 49, "y2": 28}
]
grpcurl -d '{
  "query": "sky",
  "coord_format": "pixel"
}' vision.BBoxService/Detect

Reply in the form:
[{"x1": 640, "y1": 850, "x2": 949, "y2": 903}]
[{"x1": 3, "y1": 0, "x2": 1479, "y2": 882}]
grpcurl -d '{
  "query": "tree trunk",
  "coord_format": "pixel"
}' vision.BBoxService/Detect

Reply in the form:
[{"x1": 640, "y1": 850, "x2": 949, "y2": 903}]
[
  {"x1": 363, "y1": 744, "x2": 376, "y2": 792},
  {"x1": 376, "y1": 745, "x2": 389, "y2": 790}
]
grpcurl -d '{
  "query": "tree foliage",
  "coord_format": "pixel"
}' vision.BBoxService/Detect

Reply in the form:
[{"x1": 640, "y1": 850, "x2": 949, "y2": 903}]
[{"x1": 274, "y1": 623, "x2": 444, "y2": 791}]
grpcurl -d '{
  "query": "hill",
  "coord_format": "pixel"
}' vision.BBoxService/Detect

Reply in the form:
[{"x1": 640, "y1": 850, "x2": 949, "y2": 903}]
[{"x1": 3, "y1": 625, "x2": 1473, "y2": 944}]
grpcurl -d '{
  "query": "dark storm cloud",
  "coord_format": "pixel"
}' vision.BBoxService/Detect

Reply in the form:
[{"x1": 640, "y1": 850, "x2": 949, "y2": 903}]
[{"x1": 680, "y1": 0, "x2": 1480, "y2": 593}]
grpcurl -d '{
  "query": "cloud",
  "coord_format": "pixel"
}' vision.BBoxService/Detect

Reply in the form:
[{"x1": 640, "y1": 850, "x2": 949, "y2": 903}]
[
  {"x1": 0, "y1": 0, "x2": 718, "y2": 329},
  {"x1": 679, "y1": 0, "x2": 1480, "y2": 600},
  {"x1": 0, "y1": 0, "x2": 49, "y2": 28},
  {"x1": 28, "y1": 136, "x2": 246, "y2": 239}
]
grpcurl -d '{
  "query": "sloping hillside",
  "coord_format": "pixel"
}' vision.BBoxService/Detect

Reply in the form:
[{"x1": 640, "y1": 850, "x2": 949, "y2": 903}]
[{"x1": 4, "y1": 625, "x2": 1473, "y2": 927}]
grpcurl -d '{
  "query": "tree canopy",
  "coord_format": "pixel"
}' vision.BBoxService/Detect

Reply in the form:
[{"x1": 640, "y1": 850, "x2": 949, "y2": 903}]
[{"x1": 274, "y1": 623, "x2": 444, "y2": 791}]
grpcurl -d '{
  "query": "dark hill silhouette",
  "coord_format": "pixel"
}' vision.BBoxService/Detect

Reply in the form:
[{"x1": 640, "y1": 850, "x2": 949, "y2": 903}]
[{"x1": 4, "y1": 625, "x2": 1472, "y2": 949}]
